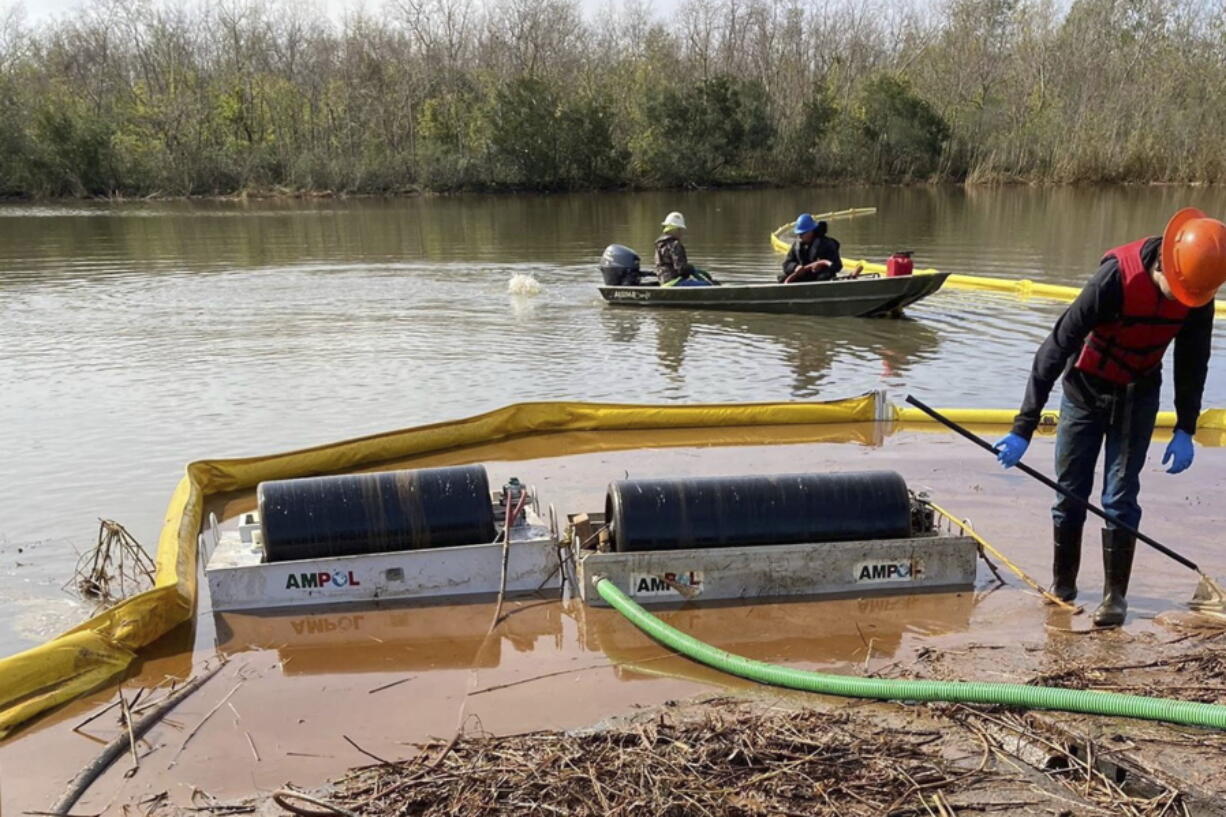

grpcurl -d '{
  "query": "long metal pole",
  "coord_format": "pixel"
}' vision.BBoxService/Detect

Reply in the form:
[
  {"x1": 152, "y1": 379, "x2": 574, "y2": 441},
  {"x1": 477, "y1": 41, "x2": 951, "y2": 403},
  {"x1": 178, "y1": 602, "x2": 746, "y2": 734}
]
[{"x1": 904, "y1": 394, "x2": 1200, "y2": 573}]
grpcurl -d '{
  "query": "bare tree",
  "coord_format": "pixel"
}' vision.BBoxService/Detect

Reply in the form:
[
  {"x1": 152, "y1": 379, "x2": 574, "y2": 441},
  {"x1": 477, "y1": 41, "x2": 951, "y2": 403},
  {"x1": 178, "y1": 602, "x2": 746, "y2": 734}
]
[{"x1": 2, "y1": 0, "x2": 1225, "y2": 195}]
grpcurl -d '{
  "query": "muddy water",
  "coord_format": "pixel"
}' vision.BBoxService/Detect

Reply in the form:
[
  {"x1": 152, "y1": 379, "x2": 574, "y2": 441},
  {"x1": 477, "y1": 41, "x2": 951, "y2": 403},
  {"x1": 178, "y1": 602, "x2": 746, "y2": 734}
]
[
  {"x1": 5, "y1": 187, "x2": 1226, "y2": 654},
  {"x1": 5, "y1": 428, "x2": 1224, "y2": 812}
]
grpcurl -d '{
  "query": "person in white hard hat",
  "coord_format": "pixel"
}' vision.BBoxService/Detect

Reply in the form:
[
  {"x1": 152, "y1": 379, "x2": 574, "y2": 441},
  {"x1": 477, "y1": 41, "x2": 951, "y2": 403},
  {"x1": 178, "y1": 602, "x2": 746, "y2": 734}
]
[{"x1": 654, "y1": 211, "x2": 715, "y2": 286}]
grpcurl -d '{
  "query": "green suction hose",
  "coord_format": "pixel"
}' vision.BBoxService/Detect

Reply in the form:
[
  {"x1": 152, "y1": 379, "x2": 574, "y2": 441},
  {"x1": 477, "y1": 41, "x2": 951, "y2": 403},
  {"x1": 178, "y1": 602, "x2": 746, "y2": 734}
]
[{"x1": 594, "y1": 578, "x2": 1226, "y2": 730}]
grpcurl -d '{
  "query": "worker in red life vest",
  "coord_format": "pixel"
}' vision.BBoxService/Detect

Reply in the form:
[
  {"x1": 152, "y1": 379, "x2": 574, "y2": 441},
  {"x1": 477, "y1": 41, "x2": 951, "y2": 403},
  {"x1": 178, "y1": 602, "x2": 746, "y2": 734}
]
[{"x1": 994, "y1": 208, "x2": 1226, "y2": 627}]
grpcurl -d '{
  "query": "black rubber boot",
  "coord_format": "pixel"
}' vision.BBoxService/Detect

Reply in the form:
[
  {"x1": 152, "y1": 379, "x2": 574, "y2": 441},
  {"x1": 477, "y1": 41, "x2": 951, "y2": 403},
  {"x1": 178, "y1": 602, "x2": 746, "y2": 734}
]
[
  {"x1": 1050, "y1": 524, "x2": 1082, "y2": 602},
  {"x1": 1093, "y1": 528, "x2": 1136, "y2": 627}
]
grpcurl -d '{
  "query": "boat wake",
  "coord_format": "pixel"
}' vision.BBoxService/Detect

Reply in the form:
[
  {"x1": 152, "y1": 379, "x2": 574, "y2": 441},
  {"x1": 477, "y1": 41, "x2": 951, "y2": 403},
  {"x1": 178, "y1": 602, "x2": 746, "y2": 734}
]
[{"x1": 507, "y1": 272, "x2": 541, "y2": 296}]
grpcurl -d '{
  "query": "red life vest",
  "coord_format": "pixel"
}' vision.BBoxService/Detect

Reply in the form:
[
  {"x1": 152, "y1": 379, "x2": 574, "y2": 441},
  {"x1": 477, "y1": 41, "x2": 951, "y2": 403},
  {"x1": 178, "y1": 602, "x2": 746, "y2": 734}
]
[{"x1": 1074, "y1": 238, "x2": 1190, "y2": 385}]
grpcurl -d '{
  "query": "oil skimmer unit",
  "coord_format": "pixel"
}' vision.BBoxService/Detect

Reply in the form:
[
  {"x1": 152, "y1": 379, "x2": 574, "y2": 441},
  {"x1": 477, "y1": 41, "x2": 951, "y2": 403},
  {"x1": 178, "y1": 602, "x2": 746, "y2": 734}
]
[
  {"x1": 203, "y1": 465, "x2": 977, "y2": 612},
  {"x1": 203, "y1": 465, "x2": 560, "y2": 611},
  {"x1": 566, "y1": 471, "x2": 977, "y2": 606}
]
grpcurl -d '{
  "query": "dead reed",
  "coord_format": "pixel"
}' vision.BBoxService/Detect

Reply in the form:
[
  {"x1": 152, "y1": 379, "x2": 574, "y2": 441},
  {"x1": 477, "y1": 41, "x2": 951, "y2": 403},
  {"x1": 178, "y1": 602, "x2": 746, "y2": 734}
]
[
  {"x1": 66, "y1": 519, "x2": 156, "y2": 607},
  {"x1": 328, "y1": 704, "x2": 994, "y2": 816}
]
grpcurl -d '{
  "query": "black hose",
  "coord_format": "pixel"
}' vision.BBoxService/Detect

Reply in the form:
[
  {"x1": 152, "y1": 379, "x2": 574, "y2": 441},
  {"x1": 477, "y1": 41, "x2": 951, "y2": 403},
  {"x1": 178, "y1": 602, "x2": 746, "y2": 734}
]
[{"x1": 50, "y1": 665, "x2": 225, "y2": 815}]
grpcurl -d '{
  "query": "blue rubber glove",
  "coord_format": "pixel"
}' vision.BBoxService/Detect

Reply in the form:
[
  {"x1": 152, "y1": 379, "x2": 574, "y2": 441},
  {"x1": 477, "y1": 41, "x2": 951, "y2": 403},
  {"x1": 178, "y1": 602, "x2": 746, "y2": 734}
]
[
  {"x1": 1163, "y1": 429, "x2": 1194, "y2": 474},
  {"x1": 993, "y1": 432, "x2": 1029, "y2": 469}
]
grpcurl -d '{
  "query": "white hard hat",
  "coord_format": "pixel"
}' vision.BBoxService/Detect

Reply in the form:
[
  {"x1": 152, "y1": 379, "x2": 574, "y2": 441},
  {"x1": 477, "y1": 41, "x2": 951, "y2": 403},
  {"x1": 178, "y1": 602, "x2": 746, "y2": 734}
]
[{"x1": 662, "y1": 211, "x2": 687, "y2": 230}]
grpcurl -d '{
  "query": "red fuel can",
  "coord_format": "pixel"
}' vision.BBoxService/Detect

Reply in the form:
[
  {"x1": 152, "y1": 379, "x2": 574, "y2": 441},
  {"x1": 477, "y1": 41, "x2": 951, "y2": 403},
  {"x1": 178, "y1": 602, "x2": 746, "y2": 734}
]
[{"x1": 886, "y1": 252, "x2": 914, "y2": 277}]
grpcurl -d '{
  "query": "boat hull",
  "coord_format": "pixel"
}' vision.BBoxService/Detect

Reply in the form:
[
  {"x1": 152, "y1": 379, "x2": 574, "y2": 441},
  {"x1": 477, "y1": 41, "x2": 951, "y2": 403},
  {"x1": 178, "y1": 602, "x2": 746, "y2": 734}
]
[{"x1": 599, "y1": 272, "x2": 950, "y2": 317}]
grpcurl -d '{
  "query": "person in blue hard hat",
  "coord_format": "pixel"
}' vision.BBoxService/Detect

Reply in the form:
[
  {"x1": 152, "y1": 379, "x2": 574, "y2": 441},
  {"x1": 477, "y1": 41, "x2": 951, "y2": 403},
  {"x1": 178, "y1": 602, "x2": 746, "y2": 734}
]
[{"x1": 780, "y1": 213, "x2": 843, "y2": 283}]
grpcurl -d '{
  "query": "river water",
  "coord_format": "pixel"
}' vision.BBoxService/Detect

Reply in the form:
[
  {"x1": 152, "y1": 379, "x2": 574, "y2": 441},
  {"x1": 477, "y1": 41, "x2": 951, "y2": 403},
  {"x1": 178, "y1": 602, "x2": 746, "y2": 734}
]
[{"x1": 3, "y1": 185, "x2": 1226, "y2": 656}]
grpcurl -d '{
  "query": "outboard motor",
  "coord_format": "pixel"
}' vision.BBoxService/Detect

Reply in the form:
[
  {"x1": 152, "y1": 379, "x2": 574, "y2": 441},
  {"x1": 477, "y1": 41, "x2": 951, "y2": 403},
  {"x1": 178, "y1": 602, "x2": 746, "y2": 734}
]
[{"x1": 600, "y1": 244, "x2": 643, "y2": 286}]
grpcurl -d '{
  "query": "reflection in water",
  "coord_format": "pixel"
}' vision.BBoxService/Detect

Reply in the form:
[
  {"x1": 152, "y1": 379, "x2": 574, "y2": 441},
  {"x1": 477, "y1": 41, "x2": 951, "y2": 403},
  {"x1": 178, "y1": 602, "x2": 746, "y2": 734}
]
[
  {"x1": 215, "y1": 598, "x2": 564, "y2": 675},
  {"x1": 213, "y1": 591, "x2": 976, "y2": 681},
  {"x1": 603, "y1": 308, "x2": 943, "y2": 397},
  {"x1": 653, "y1": 312, "x2": 697, "y2": 376},
  {"x1": 601, "y1": 307, "x2": 643, "y2": 346},
  {"x1": 579, "y1": 592, "x2": 977, "y2": 676}
]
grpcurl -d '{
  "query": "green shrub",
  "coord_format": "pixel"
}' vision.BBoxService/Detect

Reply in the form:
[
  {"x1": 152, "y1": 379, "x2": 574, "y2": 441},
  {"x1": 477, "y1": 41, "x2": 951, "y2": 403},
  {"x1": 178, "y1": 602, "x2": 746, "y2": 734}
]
[
  {"x1": 633, "y1": 75, "x2": 775, "y2": 186},
  {"x1": 856, "y1": 75, "x2": 950, "y2": 180}
]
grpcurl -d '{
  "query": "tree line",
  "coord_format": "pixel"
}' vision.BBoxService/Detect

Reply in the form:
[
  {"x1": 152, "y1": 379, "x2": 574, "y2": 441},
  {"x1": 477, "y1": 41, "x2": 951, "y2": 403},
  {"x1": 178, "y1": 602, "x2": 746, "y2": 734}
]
[{"x1": 1, "y1": 0, "x2": 1224, "y2": 198}]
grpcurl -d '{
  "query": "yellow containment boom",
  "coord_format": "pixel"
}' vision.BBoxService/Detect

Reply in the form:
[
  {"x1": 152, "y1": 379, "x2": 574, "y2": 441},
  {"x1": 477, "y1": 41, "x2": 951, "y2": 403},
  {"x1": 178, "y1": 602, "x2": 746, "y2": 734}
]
[
  {"x1": 893, "y1": 405, "x2": 1226, "y2": 436},
  {"x1": 770, "y1": 214, "x2": 1226, "y2": 315},
  {"x1": 4, "y1": 392, "x2": 1224, "y2": 736}
]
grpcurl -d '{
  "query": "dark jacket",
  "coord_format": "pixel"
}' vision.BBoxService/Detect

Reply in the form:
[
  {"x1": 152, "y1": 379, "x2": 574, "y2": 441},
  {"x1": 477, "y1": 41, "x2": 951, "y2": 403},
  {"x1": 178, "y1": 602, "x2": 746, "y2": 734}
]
[
  {"x1": 1012, "y1": 236, "x2": 1213, "y2": 440},
  {"x1": 780, "y1": 236, "x2": 843, "y2": 282},
  {"x1": 655, "y1": 234, "x2": 694, "y2": 284}
]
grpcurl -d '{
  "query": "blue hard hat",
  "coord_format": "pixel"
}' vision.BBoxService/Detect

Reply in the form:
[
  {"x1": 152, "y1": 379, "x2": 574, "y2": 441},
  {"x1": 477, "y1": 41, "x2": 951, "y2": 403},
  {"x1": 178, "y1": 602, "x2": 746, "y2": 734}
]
[{"x1": 794, "y1": 213, "x2": 818, "y2": 235}]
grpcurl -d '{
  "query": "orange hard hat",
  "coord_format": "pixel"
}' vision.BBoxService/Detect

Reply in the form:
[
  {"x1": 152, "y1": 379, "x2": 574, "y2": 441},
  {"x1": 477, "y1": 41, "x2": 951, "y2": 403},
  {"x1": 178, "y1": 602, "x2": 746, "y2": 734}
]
[{"x1": 1162, "y1": 207, "x2": 1226, "y2": 307}]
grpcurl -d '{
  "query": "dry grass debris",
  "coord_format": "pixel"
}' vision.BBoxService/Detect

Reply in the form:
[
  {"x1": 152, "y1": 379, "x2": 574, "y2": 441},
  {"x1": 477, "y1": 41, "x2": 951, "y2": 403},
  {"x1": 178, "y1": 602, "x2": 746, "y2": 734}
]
[
  {"x1": 66, "y1": 519, "x2": 155, "y2": 607},
  {"x1": 327, "y1": 703, "x2": 997, "y2": 817},
  {"x1": 1029, "y1": 650, "x2": 1226, "y2": 704}
]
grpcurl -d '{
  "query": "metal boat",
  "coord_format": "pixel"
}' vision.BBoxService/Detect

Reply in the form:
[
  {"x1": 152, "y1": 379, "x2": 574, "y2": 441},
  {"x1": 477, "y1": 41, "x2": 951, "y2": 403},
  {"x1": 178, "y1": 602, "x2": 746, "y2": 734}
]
[{"x1": 598, "y1": 272, "x2": 951, "y2": 318}]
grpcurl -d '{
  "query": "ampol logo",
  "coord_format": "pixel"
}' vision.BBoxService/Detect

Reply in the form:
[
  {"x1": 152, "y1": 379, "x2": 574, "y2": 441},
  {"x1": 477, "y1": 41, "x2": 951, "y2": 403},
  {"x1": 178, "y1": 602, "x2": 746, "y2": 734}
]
[
  {"x1": 854, "y1": 560, "x2": 919, "y2": 583},
  {"x1": 632, "y1": 570, "x2": 703, "y2": 596},
  {"x1": 285, "y1": 570, "x2": 362, "y2": 590}
]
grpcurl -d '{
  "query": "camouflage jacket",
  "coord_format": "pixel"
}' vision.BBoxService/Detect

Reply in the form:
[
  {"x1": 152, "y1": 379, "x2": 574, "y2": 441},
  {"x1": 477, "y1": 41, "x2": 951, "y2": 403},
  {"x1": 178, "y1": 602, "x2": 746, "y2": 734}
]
[{"x1": 654, "y1": 234, "x2": 694, "y2": 284}]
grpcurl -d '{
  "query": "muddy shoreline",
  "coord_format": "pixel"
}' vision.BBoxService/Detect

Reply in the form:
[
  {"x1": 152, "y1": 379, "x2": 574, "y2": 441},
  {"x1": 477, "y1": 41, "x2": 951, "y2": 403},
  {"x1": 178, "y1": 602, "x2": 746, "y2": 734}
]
[
  {"x1": 29, "y1": 631, "x2": 1226, "y2": 817},
  {"x1": 55, "y1": 637, "x2": 1226, "y2": 817},
  {"x1": 268, "y1": 675, "x2": 1226, "y2": 817},
  {"x1": 5, "y1": 429, "x2": 1226, "y2": 814}
]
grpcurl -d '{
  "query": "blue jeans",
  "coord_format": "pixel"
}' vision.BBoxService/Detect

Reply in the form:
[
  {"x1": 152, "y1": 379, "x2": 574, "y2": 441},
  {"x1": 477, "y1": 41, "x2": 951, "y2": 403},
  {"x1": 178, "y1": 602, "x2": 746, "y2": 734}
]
[{"x1": 1051, "y1": 387, "x2": 1159, "y2": 531}]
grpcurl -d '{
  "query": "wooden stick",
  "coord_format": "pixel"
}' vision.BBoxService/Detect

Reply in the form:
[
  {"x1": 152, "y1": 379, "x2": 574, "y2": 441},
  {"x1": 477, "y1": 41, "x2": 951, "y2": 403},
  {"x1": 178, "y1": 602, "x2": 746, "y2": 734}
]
[
  {"x1": 490, "y1": 492, "x2": 528, "y2": 629},
  {"x1": 173, "y1": 678, "x2": 244, "y2": 761},
  {"x1": 49, "y1": 664, "x2": 224, "y2": 815},
  {"x1": 244, "y1": 731, "x2": 260, "y2": 762},
  {"x1": 72, "y1": 699, "x2": 121, "y2": 735},
  {"x1": 131, "y1": 682, "x2": 179, "y2": 715},
  {"x1": 343, "y1": 734, "x2": 395, "y2": 766},
  {"x1": 272, "y1": 789, "x2": 359, "y2": 817},
  {"x1": 367, "y1": 676, "x2": 414, "y2": 695},
  {"x1": 352, "y1": 731, "x2": 461, "y2": 807},
  {"x1": 117, "y1": 688, "x2": 139, "y2": 770}
]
